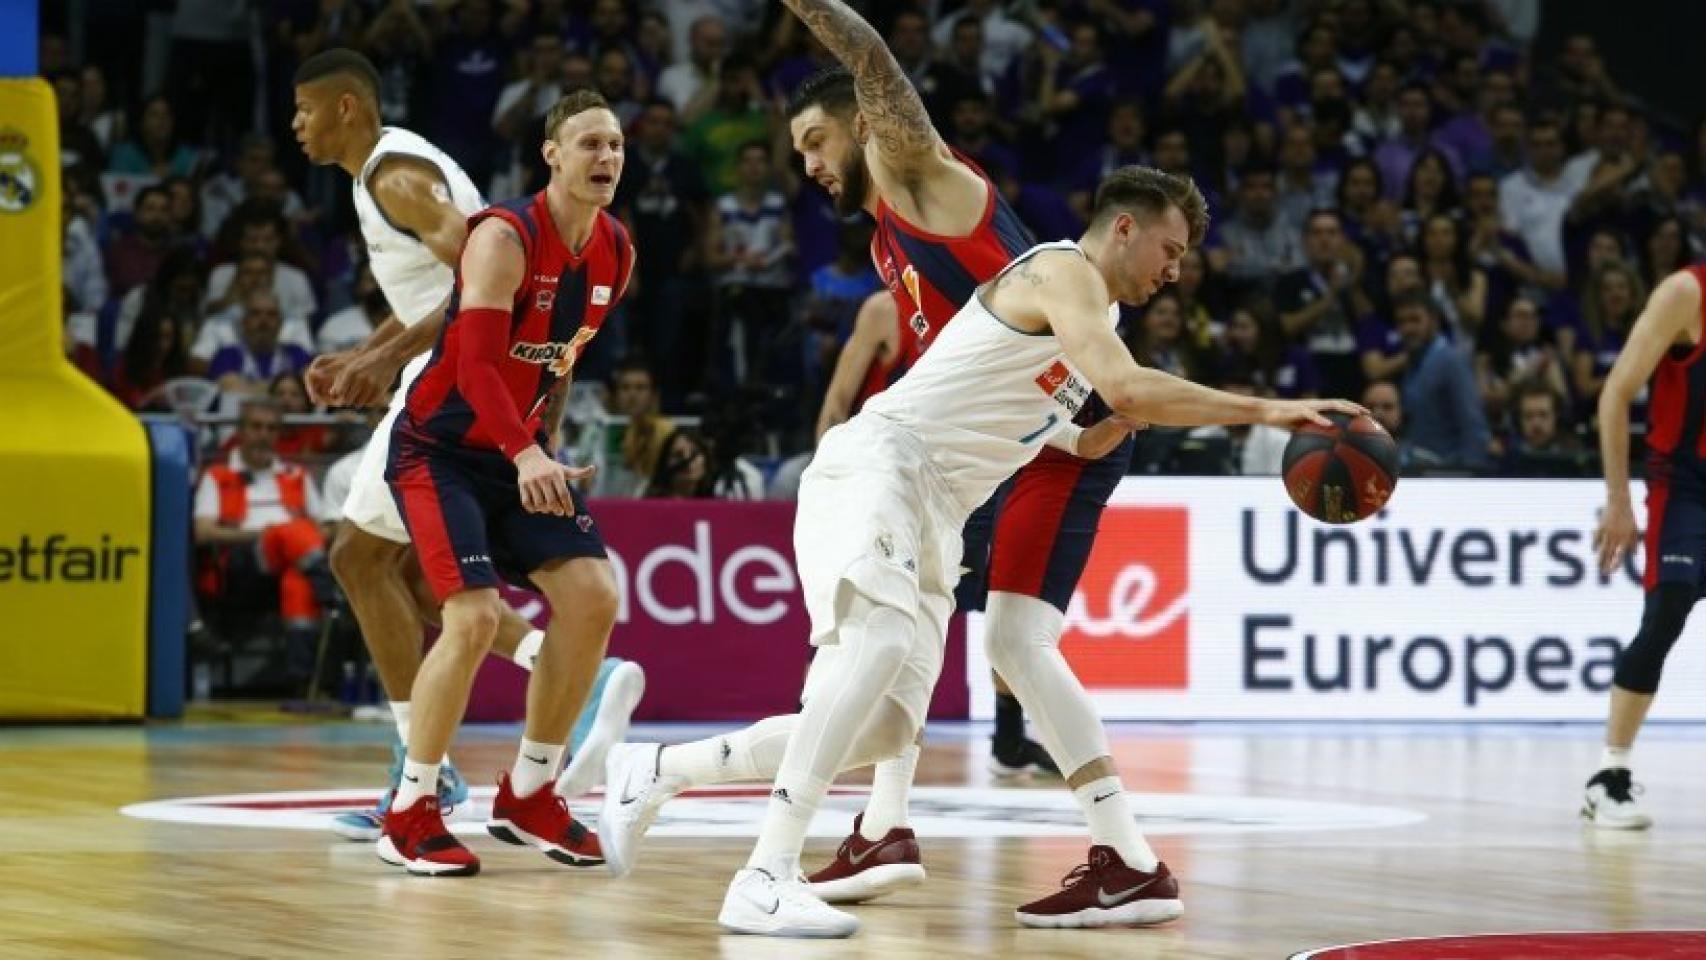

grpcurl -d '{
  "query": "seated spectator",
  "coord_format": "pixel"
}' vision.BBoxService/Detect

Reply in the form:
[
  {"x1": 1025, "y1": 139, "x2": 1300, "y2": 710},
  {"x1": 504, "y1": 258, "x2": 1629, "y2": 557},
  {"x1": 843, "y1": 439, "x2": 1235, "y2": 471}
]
[
  {"x1": 194, "y1": 253, "x2": 316, "y2": 366},
  {"x1": 604, "y1": 358, "x2": 676, "y2": 497},
  {"x1": 1126, "y1": 291, "x2": 1209, "y2": 383},
  {"x1": 683, "y1": 55, "x2": 772, "y2": 196},
  {"x1": 200, "y1": 134, "x2": 306, "y2": 240},
  {"x1": 1417, "y1": 212, "x2": 1488, "y2": 351},
  {"x1": 1275, "y1": 122, "x2": 1338, "y2": 229},
  {"x1": 1277, "y1": 209, "x2": 1370, "y2": 397},
  {"x1": 1363, "y1": 378, "x2": 1441, "y2": 474},
  {"x1": 1212, "y1": 164, "x2": 1303, "y2": 293},
  {"x1": 269, "y1": 371, "x2": 335, "y2": 460},
  {"x1": 707, "y1": 140, "x2": 794, "y2": 387},
  {"x1": 1067, "y1": 101, "x2": 1147, "y2": 224},
  {"x1": 107, "y1": 94, "x2": 200, "y2": 178},
  {"x1": 1478, "y1": 294, "x2": 1569, "y2": 426},
  {"x1": 105, "y1": 184, "x2": 176, "y2": 298},
  {"x1": 161, "y1": 175, "x2": 207, "y2": 255},
  {"x1": 108, "y1": 285, "x2": 197, "y2": 410},
  {"x1": 316, "y1": 260, "x2": 387, "y2": 354},
  {"x1": 1395, "y1": 292, "x2": 1493, "y2": 467},
  {"x1": 207, "y1": 290, "x2": 314, "y2": 400},
  {"x1": 193, "y1": 399, "x2": 333, "y2": 682},
  {"x1": 1335, "y1": 157, "x2": 1403, "y2": 266},
  {"x1": 946, "y1": 92, "x2": 1020, "y2": 185},
  {"x1": 1373, "y1": 84, "x2": 1461, "y2": 203},
  {"x1": 1220, "y1": 299, "x2": 1319, "y2": 399},
  {"x1": 1570, "y1": 260, "x2": 1646, "y2": 424},
  {"x1": 61, "y1": 182, "x2": 106, "y2": 316},
  {"x1": 1501, "y1": 380, "x2": 1586, "y2": 476},
  {"x1": 657, "y1": 15, "x2": 726, "y2": 119},
  {"x1": 1399, "y1": 148, "x2": 1461, "y2": 247},
  {"x1": 1463, "y1": 171, "x2": 1544, "y2": 317},
  {"x1": 647, "y1": 427, "x2": 717, "y2": 498},
  {"x1": 1212, "y1": 361, "x2": 1294, "y2": 475},
  {"x1": 202, "y1": 208, "x2": 316, "y2": 327},
  {"x1": 1037, "y1": 21, "x2": 1115, "y2": 164}
]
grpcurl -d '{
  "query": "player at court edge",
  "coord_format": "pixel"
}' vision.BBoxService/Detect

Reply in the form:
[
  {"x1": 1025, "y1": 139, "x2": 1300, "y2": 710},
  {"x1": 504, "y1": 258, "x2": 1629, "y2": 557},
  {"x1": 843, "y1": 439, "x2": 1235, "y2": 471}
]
[
  {"x1": 725, "y1": 0, "x2": 1153, "y2": 906},
  {"x1": 290, "y1": 50, "x2": 644, "y2": 842},
  {"x1": 602, "y1": 164, "x2": 1363, "y2": 936},
  {"x1": 372, "y1": 88, "x2": 635, "y2": 876},
  {"x1": 1585, "y1": 262, "x2": 1706, "y2": 829}
]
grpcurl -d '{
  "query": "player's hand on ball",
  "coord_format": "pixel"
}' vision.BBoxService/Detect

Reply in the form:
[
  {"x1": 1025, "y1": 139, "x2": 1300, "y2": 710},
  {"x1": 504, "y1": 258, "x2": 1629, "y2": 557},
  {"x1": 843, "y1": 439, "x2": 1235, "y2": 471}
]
[
  {"x1": 1261, "y1": 398, "x2": 1367, "y2": 430},
  {"x1": 515, "y1": 447, "x2": 595, "y2": 515},
  {"x1": 1593, "y1": 498, "x2": 1640, "y2": 575}
]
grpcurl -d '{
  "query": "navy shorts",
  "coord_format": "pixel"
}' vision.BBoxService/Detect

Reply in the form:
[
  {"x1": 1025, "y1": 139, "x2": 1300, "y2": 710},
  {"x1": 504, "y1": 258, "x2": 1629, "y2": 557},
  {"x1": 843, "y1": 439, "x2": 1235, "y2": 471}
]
[
  {"x1": 956, "y1": 434, "x2": 1134, "y2": 613},
  {"x1": 1644, "y1": 460, "x2": 1706, "y2": 596},
  {"x1": 387, "y1": 432, "x2": 606, "y2": 602}
]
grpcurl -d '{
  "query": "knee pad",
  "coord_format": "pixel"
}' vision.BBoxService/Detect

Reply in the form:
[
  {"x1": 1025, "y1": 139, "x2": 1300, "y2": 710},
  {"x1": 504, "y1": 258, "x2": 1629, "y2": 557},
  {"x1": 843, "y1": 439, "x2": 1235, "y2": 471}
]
[
  {"x1": 1614, "y1": 583, "x2": 1697, "y2": 694},
  {"x1": 847, "y1": 700, "x2": 919, "y2": 768},
  {"x1": 984, "y1": 590, "x2": 1066, "y2": 681}
]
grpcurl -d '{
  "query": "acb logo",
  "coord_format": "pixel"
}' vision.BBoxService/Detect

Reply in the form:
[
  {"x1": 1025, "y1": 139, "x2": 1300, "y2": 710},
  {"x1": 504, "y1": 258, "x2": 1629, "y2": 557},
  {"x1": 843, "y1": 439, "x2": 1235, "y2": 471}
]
[{"x1": 1059, "y1": 505, "x2": 1189, "y2": 689}]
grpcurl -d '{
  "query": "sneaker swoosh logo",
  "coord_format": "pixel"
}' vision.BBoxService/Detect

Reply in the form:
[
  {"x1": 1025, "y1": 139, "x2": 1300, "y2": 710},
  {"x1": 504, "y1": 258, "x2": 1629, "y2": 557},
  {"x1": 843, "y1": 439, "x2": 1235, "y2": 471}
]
[
  {"x1": 524, "y1": 754, "x2": 548, "y2": 765},
  {"x1": 1092, "y1": 791, "x2": 1117, "y2": 804},
  {"x1": 751, "y1": 892, "x2": 780, "y2": 915},
  {"x1": 846, "y1": 842, "x2": 888, "y2": 866},
  {"x1": 1096, "y1": 877, "x2": 1156, "y2": 907}
]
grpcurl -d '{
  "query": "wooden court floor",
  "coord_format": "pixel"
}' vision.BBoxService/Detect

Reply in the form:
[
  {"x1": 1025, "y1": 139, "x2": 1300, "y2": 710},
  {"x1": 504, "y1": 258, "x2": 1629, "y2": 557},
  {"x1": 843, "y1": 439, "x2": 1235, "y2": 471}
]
[{"x1": 2, "y1": 718, "x2": 1703, "y2": 959}]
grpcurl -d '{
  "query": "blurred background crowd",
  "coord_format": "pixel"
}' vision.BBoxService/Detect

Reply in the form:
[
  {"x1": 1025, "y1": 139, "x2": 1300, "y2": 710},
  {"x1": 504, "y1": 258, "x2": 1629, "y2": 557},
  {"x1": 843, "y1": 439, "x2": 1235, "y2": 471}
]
[{"x1": 41, "y1": 0, "x2": 1706, "y2": 505}]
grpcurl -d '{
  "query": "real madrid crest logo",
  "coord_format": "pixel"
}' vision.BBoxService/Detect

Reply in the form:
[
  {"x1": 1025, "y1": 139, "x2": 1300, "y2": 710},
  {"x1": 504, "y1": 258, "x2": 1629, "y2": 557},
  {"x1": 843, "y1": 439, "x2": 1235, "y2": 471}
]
[{"x1": 0, "y1": 128, "x2": 40, "y2": 215}]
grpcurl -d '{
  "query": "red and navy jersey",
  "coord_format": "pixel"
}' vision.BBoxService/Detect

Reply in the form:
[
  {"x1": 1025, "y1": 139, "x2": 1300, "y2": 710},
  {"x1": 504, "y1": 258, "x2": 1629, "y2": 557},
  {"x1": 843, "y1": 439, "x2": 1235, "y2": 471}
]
[
  {"x1": 402, "y1": 191, "x2": 634, "y2": 455},
  {"x1": 869, "y1": 153, "x2": 1034, "y2": 354},
  {"x1": 1645, "y1": 263, "x2": 1706, "y2": 466}
]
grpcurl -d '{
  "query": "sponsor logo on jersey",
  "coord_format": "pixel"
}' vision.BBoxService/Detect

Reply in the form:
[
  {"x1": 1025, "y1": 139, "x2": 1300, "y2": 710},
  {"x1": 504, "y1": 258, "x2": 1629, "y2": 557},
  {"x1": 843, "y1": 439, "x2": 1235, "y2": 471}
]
[
  {"x1": 1034, "y1": 359, "x2": 1091, "y2": 416},
  {"x1": 510, "y1": 327, "x2": 598, "y2": 377},
  {"x1": 1059, "y1": 506, "x2": 1190, "y2": 689},
  {"x1": 592, "y1": 285, "x2": 612, "y2": 306}
]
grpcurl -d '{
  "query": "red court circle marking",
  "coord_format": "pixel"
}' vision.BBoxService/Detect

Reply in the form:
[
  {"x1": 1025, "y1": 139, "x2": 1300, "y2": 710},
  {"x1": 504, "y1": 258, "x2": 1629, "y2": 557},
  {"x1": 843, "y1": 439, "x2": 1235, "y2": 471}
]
[{"x1": 1291, "y1": 931, "x2": 1706, "y2": 959}]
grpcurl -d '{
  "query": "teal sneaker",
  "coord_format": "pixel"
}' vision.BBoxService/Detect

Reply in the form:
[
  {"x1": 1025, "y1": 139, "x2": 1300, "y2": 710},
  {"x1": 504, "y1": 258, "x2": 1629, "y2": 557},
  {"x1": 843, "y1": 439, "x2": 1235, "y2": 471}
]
[
  {"x1": 556, "y1": 658, "x2": 646, "y2": 799},
  {"x1": 332, "y1": 742, "x2": 469, "y2": 841}
]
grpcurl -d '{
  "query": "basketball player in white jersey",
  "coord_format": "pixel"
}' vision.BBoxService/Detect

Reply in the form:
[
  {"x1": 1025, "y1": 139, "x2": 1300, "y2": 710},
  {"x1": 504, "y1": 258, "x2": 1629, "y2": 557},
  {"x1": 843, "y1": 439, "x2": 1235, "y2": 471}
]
[
  {"x1": 599, "y1": 167, "x2": 1362, "y2": 937},
  {"x1": 290, "y1": 49, "x2": 643, "y2": 840}
]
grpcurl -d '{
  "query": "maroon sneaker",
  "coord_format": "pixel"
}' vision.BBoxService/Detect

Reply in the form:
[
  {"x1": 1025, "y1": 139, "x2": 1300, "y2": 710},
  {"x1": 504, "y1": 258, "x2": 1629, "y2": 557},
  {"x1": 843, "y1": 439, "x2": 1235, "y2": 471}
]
[
  {"x1": 487, "y1": 774, "x2": 604, "y2": 867},
  {"x1": 1015, "y1": 846, "x2": 1183, "y2": 928},
  {"x1": 805, "y1": 814, "x2": 926, "y2": 904},
  {"x1": 376, "y1": 796, "x2": 480, "y2": 877}
]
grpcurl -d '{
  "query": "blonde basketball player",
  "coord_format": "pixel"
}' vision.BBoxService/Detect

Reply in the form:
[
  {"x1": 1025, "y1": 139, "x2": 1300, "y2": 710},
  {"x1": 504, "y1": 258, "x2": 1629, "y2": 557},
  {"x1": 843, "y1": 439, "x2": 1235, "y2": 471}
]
[{"x1": 290, "y1": 50, "x2": 643, "y2": 840}]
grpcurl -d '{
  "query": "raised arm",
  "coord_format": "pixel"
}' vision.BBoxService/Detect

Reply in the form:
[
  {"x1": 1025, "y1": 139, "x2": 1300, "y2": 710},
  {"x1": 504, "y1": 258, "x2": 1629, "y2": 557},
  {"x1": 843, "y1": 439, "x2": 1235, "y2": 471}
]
[
  {"x1": 781, "y1": 0, "x2": 937, "y2": 178},
  {"x1": 1595, "y1": 269, "x2": 1702, "y2": 572}
]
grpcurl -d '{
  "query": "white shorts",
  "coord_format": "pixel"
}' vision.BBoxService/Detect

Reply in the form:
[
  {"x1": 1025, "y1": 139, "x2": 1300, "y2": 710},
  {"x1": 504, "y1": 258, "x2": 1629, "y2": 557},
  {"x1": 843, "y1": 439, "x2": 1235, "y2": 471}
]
[
  {"x1": 794, "y1": 417, "x2": 963, "y2": 727},
  {"x1": 341, "y1": 354, "x2": 431, "y2": 544}
]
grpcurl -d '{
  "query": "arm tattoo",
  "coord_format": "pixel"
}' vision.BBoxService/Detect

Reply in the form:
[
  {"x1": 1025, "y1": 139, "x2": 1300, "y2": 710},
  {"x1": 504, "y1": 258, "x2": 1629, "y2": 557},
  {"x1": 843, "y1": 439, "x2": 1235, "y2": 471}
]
[
  {"x1": 990, "y1": 258, "x2": 1046, "y2": 295},
  {"x1": 782, "y1": 0, "x2": 936, "y2": 178}
]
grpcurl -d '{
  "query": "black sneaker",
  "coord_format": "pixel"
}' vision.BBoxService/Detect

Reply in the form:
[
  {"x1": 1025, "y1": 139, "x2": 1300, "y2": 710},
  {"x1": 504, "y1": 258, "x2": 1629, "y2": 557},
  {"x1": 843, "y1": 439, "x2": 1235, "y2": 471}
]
[
  {"x1": 990, "y1": 736, "x2": 1062, "y2": 778},
  {"x1": 1581, "y1": 767, "x2": 1652, "y2": 830}
]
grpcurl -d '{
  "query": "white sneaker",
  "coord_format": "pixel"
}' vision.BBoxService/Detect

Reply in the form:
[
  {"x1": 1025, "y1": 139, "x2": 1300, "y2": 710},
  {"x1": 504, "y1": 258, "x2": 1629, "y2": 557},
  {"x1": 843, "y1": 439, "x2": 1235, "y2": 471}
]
[
  {"x1": 599, "y1": 741, "x2": 674, "y2": 877},
  {"x1": 1582, "y1": 767, "x2": 1652, "y2": 829},
  {"x1": 719, "y1": 867, "x2": 860, "y2": 938},
  {"x1": 557, "y1": 661, "x2": 647, "y2": 799}
]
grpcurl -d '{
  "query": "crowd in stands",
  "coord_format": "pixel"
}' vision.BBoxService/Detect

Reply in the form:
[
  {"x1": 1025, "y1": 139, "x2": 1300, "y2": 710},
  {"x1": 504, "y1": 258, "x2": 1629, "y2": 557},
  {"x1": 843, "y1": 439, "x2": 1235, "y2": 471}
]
[{"x1": 45, "y1": 0, "x2": 1706, "y2": 503}]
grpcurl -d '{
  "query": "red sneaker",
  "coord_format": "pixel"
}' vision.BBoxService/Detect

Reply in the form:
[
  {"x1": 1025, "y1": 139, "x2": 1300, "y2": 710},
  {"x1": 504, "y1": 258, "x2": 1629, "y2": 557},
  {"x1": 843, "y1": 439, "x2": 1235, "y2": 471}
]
[
  {"x1": 376, "y1": 796, "x2": 480, "y2": 877},
  {"x1": 487, "y1": 774, "x2": 604, "y2": 867},
  {"x1": 805, "y1": 814, "x2": 926, "y2": 904},
  {"x1": 1015, "y1": 846, "x2": 1182, "y2": 928}
]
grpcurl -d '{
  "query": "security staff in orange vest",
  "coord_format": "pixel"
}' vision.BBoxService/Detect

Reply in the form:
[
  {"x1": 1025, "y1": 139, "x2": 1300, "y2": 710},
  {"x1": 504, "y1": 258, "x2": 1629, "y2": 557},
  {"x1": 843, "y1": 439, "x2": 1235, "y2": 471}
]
[{"x1": 194, "y1": 398, "x2": 332, "y2": 681}]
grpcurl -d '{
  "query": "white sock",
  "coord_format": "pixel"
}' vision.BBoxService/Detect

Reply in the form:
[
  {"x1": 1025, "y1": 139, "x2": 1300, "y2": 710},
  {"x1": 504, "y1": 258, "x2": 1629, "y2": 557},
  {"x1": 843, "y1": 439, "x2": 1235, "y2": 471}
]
[
  {"x1": 390, "y1": 701, "x2": 411, "y2": 745},
  {"x1": 394, "y1": 758, "x2": 439, "y2": 812},
  {"x1": 511, "y1": 738, "x2": 564, "y2": 797},
  {"x1": 513, "y1": 630, "x2": 545, "y2": 671},
  {"x1": 660, "y1": 715, "x2": 795, "y2": 787},
  {"x1": 1075, "y1": 776, "x2": 1159, "y2": 871},
  {"x1": 860, "y1": 742, "x2": 919, "y2": 839},
  {"x1": 746, "y1": 770, "x2": 831, "y2": 874},
  {"x1": 1601, "y1": 745, "x2": 1633, "y2": 771}
]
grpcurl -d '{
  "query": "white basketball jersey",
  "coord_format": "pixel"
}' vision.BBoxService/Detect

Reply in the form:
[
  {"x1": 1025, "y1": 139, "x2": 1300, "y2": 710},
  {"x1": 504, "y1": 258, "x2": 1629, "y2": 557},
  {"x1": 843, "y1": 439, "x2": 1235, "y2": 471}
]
[
  {"x1": 860, "y1": 240, "x2": 1119, "y2": 514},
  {"x1": 352, "y1": 127, "x2": 485, "y2": 326}
]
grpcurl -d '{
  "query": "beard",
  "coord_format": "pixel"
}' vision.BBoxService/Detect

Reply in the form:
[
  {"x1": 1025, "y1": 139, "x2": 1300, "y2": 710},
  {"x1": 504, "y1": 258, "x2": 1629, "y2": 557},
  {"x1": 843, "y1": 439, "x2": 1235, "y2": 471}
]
[{"x1": 834, "y1": 148, "x2": 870, "y2": 217}]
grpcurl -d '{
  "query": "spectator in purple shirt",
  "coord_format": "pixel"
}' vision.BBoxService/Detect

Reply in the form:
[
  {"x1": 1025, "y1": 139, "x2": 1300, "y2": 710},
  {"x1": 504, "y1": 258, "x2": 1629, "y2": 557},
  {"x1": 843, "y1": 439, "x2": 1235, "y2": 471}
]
[
  {"x1": 208, "y1": 290, "x2": 313, "y2": 399},
  {"x1": 1373, "y1": 84, "x2": 1461, "y2": 202},
  {"x1": 1037, "y1": 22, "x2": 1115, "y2": 169},
  {"x1": 1067, "y1": 100, "x2": 1147, "y2": 222}
]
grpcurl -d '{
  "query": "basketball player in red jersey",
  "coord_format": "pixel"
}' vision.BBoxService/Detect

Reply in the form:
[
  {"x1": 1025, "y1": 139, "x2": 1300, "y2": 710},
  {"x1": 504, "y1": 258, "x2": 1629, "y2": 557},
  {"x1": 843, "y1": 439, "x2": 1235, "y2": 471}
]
[
  {"x1": 815, "y1": 292, "x2": 908, "y2": 438},
  {"x1": 375, "y1": 90, "x2": 633, "y2": 876},
  {"x1": 1586, "y1": 264, "x2": 1706, "y2": 829},
  {"x1": 778, "y1": 6, "x2": 1147, "y2": 907}
]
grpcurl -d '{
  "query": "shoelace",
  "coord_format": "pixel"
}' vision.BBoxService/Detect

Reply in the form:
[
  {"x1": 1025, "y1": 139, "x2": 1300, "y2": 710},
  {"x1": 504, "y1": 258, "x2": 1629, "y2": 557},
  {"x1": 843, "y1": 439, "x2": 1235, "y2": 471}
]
[
  {"x1": 1598, "y1": 770, "x2": 1644, "y2": 804},
  {"x1": 1058, "y1": 861, "x2": 1097, "y2": 890}
]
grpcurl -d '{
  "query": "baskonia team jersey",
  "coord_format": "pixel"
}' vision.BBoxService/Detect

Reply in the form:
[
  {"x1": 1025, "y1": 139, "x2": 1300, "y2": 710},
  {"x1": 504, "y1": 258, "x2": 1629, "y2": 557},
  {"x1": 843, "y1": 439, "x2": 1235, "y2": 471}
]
[
  {"x1": 400, "y1": 192, "x2": 634, "y2": 458},
  {"x1": 1645, "y1": 263, "x2": 1706, "y2": 467}
]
